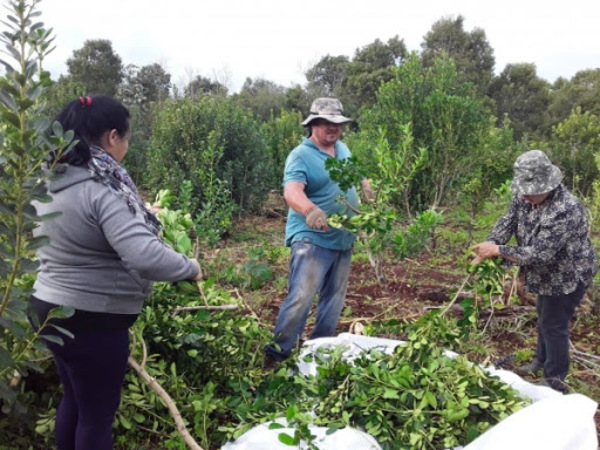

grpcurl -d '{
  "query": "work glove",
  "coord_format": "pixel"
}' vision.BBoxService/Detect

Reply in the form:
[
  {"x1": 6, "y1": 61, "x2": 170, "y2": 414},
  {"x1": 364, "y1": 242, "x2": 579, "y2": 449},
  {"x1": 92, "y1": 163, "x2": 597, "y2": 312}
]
[
  {"x1": 361, "y1": 185, "x2": 374, "y2": 204},
  {"x1": 305, "y1": 206, "x2": 329, "y2": 231}
]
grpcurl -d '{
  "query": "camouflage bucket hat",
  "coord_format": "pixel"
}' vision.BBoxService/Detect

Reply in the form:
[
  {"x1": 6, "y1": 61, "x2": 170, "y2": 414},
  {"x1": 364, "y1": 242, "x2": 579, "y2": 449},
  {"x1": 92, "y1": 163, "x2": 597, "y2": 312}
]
[
  {"x1": 510, "y1": 150, "x2": 563, "y2": 196},
  {"x1": 301, "y1": 97, "x2": 353, "y2": 126}
]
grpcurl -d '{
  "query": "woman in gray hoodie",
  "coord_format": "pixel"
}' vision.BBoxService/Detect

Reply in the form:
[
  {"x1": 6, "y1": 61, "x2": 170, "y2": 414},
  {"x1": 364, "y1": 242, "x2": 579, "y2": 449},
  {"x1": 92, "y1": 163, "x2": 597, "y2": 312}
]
[{"x1": 29, "y1": 95, "x2": 203, "y2": 450}]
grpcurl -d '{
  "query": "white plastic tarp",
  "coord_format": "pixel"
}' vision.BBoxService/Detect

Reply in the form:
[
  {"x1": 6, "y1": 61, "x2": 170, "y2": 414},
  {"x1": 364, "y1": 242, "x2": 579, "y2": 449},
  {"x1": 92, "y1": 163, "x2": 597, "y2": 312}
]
[{"x1": 222, "y1": 333, "x2": 598, "y2": 450}]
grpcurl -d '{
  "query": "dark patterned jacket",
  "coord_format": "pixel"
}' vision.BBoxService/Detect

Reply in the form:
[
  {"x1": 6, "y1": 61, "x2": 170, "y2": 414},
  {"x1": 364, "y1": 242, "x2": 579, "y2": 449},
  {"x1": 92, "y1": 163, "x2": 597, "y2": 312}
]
[{"x1": 488, "y1": 184, "x2": 598, "y2": 296}]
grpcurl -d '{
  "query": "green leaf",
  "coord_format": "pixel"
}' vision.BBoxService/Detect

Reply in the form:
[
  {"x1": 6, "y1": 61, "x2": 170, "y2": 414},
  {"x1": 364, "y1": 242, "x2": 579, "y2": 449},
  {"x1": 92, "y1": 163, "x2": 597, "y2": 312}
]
[
  {"x1": 409, "y1": 432, "x2": 423, "y2": 446},
  {"x1": 466, "y1": 424, "x2": 481, "y2": 443},
  {"x1": 19, "y1": 258, "x2": 39, "y2": 273},
  {"x1": 425, "y1": 390, "x2": 437, "y2": 408},
  {"x1": 0, "y1": 241, "x2": 14, "y2": 258},
  {"x1": 0, "y1": 317, "x2": 26, "y2": 339},
  {"x1": 325, "y1": 423, "x2": 343, "y2": 435},
  {"x1": 342, "y1": 410, "x2": 351, "y2": 423},
  {"x1": 22, "y1": 203, "x2": 39, "y2": 219},
  {"x1": 191, "y1": 400, "x2": 203, "y2": 412},
  {"x1": 268, "y1": 423, "x2": 285, "y2": 430},
  {"x1": 47, "y1": 324, "x2": 74, "y2": 339},
  {"x1": 285, "y1": 405, "x2": 296, "y2": 422},
  {"x1": 277, "y1": 433, "x2": 297, "y2": 445},
  {"x1": 119, "y1": 414, "x2": 132, "y2": 429},
  {"x1": 34, "y1": 116, "x2": 51, "y2": 133},
  {"x1": 0, "y1": 380, "x2": 17, "y2": 405},
  {"x1": 39, "y1": 211, "x2": 62, "y2": 222},
  {"x1": 40, "y1": 334, "x2": 65, "y2": 346},
  {"x1": 0, "y1": 346, "x2": 15, "y2": 367},
  {"x1": 0, "y1": 200, "x2": 16, "y2": 214},
  {"x1": 25, "y1": 235, "x2": 50, "y2": 251},
  {"x1": 175, "y1": 234, "x2": 192, "y2": 254},
  {"x1": 0, "y1": 89, "x2": 17, "y2": 112},
  {"x1": 23, "y1": 359, "x2": 44, "y2": 374},
  {"x1": 47, "y1": 305, "x2": 74, "y2": 319},
  {"x1": 0, "y1": 259, "x2": 13, "y2": 276},
  {"x1": 383, "y1": 388, "x2": 399, "y2": 399},
  {"x1": 51, "y1": 120, "x2": 64, "y2": 137},
  {"x1": 2, "y1": 110, "x2": 21, "y2": 129},
  {"x1": 34, "y1": 423, "x2": 49, "y2": 434}
]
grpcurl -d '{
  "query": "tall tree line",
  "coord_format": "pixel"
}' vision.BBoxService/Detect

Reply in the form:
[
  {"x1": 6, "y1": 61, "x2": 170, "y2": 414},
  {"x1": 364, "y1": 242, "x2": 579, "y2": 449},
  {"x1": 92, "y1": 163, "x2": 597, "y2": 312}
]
[{"x1": 45, "y1": 15, "x2": 600, "y2": 212}]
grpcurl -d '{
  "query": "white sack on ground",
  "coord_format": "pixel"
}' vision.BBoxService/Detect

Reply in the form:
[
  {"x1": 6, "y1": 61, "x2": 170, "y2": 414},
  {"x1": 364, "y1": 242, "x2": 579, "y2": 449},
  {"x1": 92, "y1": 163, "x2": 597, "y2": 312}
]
[
  {"x1": 463, "y1": 393, "x2": 598, "y2": 450},
  {"x1": 220, "y1": 417, "x2": 382, "y2": 450},
  {"x1": 222, "y1": 333, "x2": 598, "y2": 450}
]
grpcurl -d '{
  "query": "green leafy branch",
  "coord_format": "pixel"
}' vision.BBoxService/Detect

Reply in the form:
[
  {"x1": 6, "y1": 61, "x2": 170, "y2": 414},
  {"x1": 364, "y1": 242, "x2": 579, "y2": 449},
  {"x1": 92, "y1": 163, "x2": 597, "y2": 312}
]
[
  {"x1": 326, "y1": 125, "x2": 437, "y2": 283},
  {"x1": 0, "y1": 0, "x2": 76, "y2": 411}
]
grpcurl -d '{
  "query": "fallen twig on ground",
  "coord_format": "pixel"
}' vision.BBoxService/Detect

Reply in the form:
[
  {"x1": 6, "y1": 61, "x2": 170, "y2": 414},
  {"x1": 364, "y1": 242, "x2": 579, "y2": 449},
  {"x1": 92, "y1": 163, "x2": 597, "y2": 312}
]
[
  {"x1": 128, "y1": 334, "x2": 204, "y2": 450},
  {"x1": 339, "y1": 304, "x2": 421, "y2": 328},
  {"x1": 570, "y1": 344, "x2": 600, "y2": 379},
  {"x1": 440, "y1": 274, "x2": 472, "y2": 317},
  {"x1": 572, "y1": 348, "x2": 600, "y2": 361},
  {"x1": 234, "y1": 288, "x2": 265, "y2": 326},
  {"x1": 172, "y1": 304, "x2": 239, "y2": 315},
  {"x1": 427, "y1": 304, "x2": 535, "y2": 318}
]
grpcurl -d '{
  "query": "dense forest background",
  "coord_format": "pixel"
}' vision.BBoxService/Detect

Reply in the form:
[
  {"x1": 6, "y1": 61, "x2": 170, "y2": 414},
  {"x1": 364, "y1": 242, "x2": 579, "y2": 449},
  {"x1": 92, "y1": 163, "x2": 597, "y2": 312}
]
[{"x1": 41, "y1": 14, "x2": 600, "y2": 223}]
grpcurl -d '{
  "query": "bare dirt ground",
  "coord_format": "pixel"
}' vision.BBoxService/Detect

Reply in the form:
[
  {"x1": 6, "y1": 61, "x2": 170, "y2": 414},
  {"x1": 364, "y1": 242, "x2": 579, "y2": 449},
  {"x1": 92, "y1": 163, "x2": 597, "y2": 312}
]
[{"x1": 224, "y1": 213, "x2": 600, "y2": 443}]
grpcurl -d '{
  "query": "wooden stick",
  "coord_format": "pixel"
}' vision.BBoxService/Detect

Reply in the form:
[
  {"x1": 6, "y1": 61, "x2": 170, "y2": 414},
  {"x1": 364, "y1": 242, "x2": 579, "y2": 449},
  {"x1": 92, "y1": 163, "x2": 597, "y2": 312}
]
[
  {"x1": 128, "y1": 356, "x2": 204, "y2": 450},
  {"x1": 191, "y1": 239, "x2": 209, "y2": 307},
  {"x1": 509, "y1": 269, "x2": 520, "y2": 305},
  {"x1": 338, "y1": 304, "x2": 420, "y2": 326},
  {"x1": 440, "y1": 273, "x2": 471, "y2": 317},
  {"x1": 427, "y1": 304, "x2": 535, "y2": 317},
  {"x1": 403, "y1": 257, "x2": 421, "y2": 267},
  {"x1": 482, "y1": 292, "x2": 495, "y2": 334},
  {"x1": 234, "y1": 288, "x2": 265, "y2": 326},
  {"x1": 172, "y1": 305, "x2": 239, "y2": 315},
  {"x1": 570, "y1": 344, "x2": 600, "y2": 361},
  {"x1": 571, "y1": 357, "x2": 600, "y2": 378}
]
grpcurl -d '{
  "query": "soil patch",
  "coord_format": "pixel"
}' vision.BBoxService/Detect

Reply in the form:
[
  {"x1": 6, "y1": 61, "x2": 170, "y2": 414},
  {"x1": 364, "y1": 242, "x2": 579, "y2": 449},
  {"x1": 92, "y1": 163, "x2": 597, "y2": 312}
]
[{"x1": 228, "y1": 215, "x2": 600, "y2": 440}]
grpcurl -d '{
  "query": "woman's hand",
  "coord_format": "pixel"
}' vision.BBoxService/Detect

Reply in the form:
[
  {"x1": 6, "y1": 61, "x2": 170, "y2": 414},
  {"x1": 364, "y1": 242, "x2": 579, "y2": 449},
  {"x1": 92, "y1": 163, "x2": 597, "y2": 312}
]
[
  {"x1": 149, "y1": 204, "x2": 163, "y2": 214},
  {"x1": 191, "y1": 259, "x2": 203, "y2": 281},
  {"x1": 470, "y1": 241, "x2": 500, "y2": 265}
]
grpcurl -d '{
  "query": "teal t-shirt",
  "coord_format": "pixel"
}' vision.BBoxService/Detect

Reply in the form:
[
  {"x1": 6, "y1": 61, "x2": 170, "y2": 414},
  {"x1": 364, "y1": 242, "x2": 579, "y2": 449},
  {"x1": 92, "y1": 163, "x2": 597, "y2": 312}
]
[{"x1": 283, "y1": 137, "x2": 359, "y2": 250}]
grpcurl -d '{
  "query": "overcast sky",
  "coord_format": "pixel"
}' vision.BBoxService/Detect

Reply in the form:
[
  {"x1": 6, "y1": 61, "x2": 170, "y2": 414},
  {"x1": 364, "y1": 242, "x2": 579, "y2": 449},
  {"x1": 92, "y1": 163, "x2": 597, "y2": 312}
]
[{"x1": 38, "y1": 0, "x2": 600, "y2": 93}]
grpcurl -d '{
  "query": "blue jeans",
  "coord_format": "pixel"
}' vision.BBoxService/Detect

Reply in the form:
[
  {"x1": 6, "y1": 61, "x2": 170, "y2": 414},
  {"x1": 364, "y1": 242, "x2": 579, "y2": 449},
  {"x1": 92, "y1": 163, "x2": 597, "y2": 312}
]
[
  {"x1": 536, "y1": 282, "x2": 587, "y2": 384},
  {"x1": 265, "y1": 238, "x2": 352, "y2": 359}
]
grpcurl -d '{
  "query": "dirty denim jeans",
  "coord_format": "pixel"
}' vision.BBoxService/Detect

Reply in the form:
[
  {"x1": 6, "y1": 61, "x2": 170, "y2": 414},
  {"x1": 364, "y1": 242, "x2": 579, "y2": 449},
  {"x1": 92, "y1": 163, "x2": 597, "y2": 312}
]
[
  {"x1": 536, "y1": 281, "x2": 587, "y2": 385},
  {"x1": 265, "y1": 238, "x2": 352, "y2": 360}
]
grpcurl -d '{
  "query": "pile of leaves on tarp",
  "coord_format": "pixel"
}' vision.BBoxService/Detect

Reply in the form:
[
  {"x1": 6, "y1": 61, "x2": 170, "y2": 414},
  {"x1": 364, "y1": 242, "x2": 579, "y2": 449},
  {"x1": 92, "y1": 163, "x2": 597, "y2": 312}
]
[{"x1": 226, "y1": 315, "x2": 529, "y2": 450}]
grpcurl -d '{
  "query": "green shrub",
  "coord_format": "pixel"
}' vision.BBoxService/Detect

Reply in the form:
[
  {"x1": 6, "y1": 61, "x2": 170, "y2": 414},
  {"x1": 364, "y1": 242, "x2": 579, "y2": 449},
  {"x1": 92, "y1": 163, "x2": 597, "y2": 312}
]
[{"x1": 147, "y1": 97, "x2": 270, "y2": 218}]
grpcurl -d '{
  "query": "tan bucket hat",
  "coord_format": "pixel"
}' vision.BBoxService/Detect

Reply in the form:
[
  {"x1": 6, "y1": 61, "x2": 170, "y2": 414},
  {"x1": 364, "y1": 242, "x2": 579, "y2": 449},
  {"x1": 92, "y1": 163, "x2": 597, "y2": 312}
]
[{"x1": 301, "y1": 97, "x2": 353, "y2": 126}]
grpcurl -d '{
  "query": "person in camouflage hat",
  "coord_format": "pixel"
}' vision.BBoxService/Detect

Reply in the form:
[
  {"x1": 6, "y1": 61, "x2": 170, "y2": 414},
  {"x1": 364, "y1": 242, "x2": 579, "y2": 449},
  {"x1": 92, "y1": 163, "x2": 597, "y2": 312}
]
[
  {"x1": 471, "y1": 149, "x2": 597, "y2": 392},
  {"x1": 510, "y1": 150, "x2": 563, "y2": 197},
  {"x1": 264, "y1": 98, "x2": 372, "y2": 368}
]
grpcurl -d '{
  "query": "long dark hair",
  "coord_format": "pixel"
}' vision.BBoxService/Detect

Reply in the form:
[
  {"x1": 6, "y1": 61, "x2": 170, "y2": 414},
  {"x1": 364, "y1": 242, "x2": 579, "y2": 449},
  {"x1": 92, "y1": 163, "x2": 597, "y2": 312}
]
[{"x1": 51, "y1": 95, "x2": 130, "y2": 166}]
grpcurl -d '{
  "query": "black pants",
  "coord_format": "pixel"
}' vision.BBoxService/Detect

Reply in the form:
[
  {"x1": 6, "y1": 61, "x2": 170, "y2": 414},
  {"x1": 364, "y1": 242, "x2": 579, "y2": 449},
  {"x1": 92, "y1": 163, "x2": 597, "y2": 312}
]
[
  {"x1": 28, "y1": 297, "x2": 135, "y2": 449},
  {"x1": 47, "y1": 329, "x2": 130, "y2": 450},
  {"x1": 536, "y1": 282, "x2": 587, "y2": 384}
]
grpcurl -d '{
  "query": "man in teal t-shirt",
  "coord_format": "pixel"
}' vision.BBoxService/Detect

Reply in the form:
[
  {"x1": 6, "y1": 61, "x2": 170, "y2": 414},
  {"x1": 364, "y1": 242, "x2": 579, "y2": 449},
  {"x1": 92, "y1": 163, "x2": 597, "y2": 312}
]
[{"x1": 264, "y1": 98, "x2": 372, "y2": 366}]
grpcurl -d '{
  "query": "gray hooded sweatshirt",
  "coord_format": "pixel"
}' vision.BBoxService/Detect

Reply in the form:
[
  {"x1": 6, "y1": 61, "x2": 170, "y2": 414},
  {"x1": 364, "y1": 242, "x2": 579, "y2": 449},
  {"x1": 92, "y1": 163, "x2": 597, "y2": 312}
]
[{"x1": 33, "y1": 165, "x2": 199, "y2": 314}]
